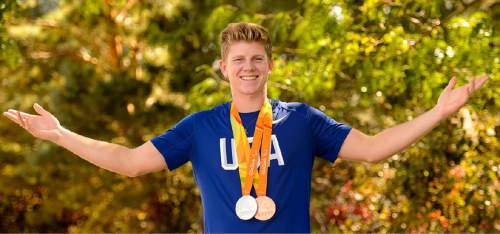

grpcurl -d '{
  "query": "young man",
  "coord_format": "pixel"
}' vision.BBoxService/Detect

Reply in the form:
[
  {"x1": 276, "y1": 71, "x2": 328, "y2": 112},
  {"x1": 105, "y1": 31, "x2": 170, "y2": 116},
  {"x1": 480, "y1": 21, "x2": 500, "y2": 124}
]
[{"x1": 3, "y1": 22, "x2": 488, "y2": 232}]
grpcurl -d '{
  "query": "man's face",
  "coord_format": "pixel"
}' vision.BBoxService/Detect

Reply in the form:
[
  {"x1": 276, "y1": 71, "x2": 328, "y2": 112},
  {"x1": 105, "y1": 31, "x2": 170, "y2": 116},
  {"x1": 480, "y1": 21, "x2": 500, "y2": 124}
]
[{"x1": 219, "y1": 41, "x2": 273, "y2": 97}]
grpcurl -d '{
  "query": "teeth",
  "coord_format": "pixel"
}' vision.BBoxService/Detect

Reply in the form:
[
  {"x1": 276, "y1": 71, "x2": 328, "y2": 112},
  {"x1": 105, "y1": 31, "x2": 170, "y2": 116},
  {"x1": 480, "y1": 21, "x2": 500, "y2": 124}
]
[{"x1": 240, "y1": 75, "x2": 258, "y2": 80}]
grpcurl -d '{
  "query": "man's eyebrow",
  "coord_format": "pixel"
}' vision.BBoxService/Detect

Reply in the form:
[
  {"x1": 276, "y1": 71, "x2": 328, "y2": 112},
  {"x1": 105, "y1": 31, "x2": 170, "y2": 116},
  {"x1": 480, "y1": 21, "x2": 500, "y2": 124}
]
[
  {"x1": 231, "y1": 55, "x2": 244, "y2": 59},
  {"x1": 230, "y1": 54, "x2": 265, "y2": 59}
]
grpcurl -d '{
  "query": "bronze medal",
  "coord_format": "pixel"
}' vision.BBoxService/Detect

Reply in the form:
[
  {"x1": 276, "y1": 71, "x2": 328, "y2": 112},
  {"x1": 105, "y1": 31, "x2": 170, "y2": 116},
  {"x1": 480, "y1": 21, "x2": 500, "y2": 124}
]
[{"x1": 255, "y1": 195, "x2": 276, "y2": 221}]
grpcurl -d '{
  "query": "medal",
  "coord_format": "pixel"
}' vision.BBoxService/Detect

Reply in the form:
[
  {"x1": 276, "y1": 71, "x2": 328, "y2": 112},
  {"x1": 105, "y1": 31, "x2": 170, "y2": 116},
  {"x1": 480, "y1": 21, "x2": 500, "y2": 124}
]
[
  {"x1": 230, "y1": 99, "x2": 276, "y2": 221},
  {"x1": 235, "y1": 195, "x2": 257, "y2": 220},
  {"x1": 255, "y1": 195, "x2": 276, "y2": 221}
]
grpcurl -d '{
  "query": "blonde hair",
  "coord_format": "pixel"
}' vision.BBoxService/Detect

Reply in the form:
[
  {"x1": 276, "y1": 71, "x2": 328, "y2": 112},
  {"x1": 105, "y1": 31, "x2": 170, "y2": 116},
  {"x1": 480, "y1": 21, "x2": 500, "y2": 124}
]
[{"x1": 219, "y1": 22, "x2": 272, "y2": 61}]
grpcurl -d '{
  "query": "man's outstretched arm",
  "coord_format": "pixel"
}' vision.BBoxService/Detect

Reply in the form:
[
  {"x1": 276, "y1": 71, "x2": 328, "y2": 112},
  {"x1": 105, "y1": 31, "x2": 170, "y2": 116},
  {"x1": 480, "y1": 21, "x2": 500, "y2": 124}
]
[
  {"x1": 338, "y1": 74, "x2": 489, "y2": 163},
  {"x1": 3, "y1": 103, "x2": 166, "y2": 177}
]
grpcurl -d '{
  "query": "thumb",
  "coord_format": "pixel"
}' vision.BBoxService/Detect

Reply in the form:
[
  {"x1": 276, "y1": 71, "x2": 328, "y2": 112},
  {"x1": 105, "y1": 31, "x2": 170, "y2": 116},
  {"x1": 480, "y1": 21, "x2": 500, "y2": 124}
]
[
  {"x1": 33, "y1": 103, "x2": 50, "y2": 116},
  {"x1": 445, "y1": 76, "x2": 457, "y2": 91}
]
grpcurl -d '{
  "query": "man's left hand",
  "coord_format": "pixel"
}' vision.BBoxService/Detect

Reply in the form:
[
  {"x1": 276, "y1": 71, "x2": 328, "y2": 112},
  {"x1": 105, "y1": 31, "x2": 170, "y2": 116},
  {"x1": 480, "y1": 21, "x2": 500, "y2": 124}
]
[{"x1": 434, "y1": 74, "x2": 489, "y2": 120}]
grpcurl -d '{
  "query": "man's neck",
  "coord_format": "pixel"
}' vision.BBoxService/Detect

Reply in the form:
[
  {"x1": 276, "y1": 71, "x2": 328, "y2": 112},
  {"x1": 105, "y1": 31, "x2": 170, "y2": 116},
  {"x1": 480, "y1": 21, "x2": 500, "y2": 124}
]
[{"x1": 231, "y1": 92, "x2": 267, "y2": 113}]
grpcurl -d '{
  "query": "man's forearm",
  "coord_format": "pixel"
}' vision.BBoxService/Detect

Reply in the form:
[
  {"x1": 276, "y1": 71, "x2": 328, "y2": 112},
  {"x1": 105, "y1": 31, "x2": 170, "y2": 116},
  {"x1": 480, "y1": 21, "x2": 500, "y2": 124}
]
[
  {"x1": 367, "y1": 107, "x2": 443, "y2": 162},
  {"x1": 52, "y1": 126, "x2": 134, "y2": 176}
]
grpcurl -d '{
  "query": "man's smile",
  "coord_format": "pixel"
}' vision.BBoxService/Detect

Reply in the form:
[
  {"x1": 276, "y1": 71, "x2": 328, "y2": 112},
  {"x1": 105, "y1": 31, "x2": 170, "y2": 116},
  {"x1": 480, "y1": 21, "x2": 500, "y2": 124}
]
[{"x1": 239, "y1": 75, "x2": 259, "y2": 81}]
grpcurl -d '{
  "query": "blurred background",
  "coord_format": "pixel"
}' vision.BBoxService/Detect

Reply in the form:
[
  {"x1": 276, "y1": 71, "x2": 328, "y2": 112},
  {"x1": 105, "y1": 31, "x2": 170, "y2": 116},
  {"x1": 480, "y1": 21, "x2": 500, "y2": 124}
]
[{"x1": 0, "y1": 0, "x2": 498, "y2": 232}]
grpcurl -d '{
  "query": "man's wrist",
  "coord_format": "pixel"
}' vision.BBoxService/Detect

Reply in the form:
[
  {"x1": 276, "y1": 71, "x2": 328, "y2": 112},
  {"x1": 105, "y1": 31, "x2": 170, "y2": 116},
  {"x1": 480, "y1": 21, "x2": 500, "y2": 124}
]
[
  {"x1": 52, "y1": 125, "x2": 68, "y2": 145},
  {"x1": 429, "y1": 105, "x2": 446, "y2": 123}
]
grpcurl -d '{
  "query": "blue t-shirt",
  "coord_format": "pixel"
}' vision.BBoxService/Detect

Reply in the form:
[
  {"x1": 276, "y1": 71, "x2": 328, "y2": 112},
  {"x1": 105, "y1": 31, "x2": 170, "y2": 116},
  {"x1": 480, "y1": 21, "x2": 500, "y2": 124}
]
[{"x1": 151, "y1": 99, "x2": 352, "y2": 233}]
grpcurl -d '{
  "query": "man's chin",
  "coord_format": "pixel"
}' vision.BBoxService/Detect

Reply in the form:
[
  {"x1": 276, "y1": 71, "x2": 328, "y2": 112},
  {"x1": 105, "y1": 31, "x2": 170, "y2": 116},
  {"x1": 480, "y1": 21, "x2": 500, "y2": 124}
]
[{"x1": 237, "y1": 88, "x2": 265, "y2": 96}]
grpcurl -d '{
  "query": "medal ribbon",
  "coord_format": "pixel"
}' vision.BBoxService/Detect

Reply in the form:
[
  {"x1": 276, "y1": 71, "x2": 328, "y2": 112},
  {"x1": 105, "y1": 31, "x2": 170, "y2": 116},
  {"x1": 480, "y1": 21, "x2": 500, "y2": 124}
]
[{"x1": 230, "y1": 99, "x2": 272, "y2": 196}]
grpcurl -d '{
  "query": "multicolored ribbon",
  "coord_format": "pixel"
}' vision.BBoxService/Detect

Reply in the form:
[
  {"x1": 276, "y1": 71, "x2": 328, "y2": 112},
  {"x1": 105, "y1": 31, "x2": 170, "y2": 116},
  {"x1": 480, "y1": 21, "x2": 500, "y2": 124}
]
[{"x1": 230, "y1": 99, "x2": 273, "y2": 196}]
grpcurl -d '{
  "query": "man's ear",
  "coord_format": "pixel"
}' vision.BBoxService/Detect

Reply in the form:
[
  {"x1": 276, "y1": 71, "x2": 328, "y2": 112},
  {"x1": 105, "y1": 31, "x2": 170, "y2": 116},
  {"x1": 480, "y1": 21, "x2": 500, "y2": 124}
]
[
  {"x1": 219, "y1": 59, "x2": 227, "y2": 77},
  {"x1": 268, "y1": 58, "x2": 273, "y2": 74}
]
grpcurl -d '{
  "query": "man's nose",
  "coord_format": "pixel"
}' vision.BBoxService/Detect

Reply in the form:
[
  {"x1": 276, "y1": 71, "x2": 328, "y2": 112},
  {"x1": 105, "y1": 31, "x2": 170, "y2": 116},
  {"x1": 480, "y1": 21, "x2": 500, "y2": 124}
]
[{"x1": 242, "y1": 60, "x2": 256, "y2": 71}]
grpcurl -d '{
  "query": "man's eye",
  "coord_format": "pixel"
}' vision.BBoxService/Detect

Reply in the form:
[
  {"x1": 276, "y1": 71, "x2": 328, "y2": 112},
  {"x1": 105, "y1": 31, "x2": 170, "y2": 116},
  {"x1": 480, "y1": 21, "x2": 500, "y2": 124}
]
[{"x1": 233, "y1": 58, "x2": 243, "y2": 61}]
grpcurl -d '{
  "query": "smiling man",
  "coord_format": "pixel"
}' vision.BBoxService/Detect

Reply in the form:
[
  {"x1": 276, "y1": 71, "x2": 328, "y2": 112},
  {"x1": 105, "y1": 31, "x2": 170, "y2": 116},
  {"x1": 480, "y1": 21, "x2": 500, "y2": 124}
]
[{"x1": 3, "y1": 22, "x2": 489, "y2": 232}]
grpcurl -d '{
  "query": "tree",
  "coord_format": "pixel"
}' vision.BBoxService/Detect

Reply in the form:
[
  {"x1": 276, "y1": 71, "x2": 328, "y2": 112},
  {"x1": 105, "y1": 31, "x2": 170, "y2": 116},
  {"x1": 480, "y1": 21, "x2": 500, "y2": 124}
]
[{"x1": 0, "y1": 0, "x2": 498, "y2": 232}]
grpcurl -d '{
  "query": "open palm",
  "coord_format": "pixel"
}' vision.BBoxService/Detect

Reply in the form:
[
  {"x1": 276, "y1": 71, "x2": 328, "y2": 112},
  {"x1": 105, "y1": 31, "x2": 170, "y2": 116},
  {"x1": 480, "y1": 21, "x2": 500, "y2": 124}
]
[
  {"x1": 3, "y1": 103, "x2": 62, "y2": 142},
  {"x1": 435, "y1": 74, "x2": 489, "y2": 119}
]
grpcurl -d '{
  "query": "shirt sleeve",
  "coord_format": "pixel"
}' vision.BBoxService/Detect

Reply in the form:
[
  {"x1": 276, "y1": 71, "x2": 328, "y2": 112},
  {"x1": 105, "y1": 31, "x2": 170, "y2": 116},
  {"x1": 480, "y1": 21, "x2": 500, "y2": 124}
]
[
  {"x1": 150, "y1": 113, "x2": 197, "y2": 171},
  {"x1": 307, "y1": 105, "x2": 352, "y2": 163}
]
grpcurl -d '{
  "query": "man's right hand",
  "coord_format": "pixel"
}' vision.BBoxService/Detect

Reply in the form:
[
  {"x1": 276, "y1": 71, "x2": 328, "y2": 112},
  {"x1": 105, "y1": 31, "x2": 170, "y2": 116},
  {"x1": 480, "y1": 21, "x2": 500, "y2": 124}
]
[
  {"x1": 3, "y1": 103, "x2": 62, "y2": 143},
  {"x1": 3, "y1": 102, "x2": 166, "y2": 177}
]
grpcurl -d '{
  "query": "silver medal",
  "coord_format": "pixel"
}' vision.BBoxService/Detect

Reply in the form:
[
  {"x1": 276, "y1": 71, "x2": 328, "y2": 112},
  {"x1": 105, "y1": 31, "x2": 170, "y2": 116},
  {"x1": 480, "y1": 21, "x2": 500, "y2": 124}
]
[{"x1": 235, "y1": 195, "x2": 257, "y2": 220}]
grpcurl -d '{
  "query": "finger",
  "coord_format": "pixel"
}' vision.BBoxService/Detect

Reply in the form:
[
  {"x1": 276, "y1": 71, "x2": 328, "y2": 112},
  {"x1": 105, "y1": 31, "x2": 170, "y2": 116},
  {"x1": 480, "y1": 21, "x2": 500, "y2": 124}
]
[
  {"x1": 25, "y1": 116, "x2": 33, "y2": 132},
  {"x1": 471, "y1": 78, "x2": 476, "y2": 93},
  {"x1": 7, "y1": 109, "x2": 19, "y2": 113},
  {"x1": 3, "y1": 112, "x2": 27, "y2": 129},
  {"x1": 7, "y1": 110, "x2": 36, "y2": 127},
  {"x1": 17, "y1": 111, "x2": 26, "y2": 128},
  {"x1": 33, "y1": 103, "x2": 50, "y2": 116},
  {"x1": 446, "y1": 76, "x2": 457, "y2": 91},
  {"x1": 3, "y1": 111, "x2": 22, "y2": 125},
  {"x1": 473, "y1": 74, "x2": 489, "y2": 91},
  {"x1": 466, "y1": 83, "x2": 473, "y2": 96},
  {"x1": 7, "y1": 109, "x2": 37, "y2": 118}
]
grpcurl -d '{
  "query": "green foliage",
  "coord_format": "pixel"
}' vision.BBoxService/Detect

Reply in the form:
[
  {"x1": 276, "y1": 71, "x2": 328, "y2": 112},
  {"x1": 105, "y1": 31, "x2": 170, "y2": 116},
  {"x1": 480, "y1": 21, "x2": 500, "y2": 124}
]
[
  {"x1": 0, "y1": 0, "x2": 21, "y2": 68},
  {"x1": 0, "y1": 0, "x2": 498, "y2": 232}
]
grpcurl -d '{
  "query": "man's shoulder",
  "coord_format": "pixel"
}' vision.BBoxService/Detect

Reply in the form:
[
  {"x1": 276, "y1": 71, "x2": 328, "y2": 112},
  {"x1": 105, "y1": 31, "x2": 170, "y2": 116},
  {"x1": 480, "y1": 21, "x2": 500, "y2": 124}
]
[
  {"x1": 273, "y1": 99, "x2": 311, "y2": 115},
  {"x1": 276, "y1": 100, "x2": 309, "y2": 110},
  {"x1": 268, "y1": 99, "x2": 314, "y2": 125}
]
